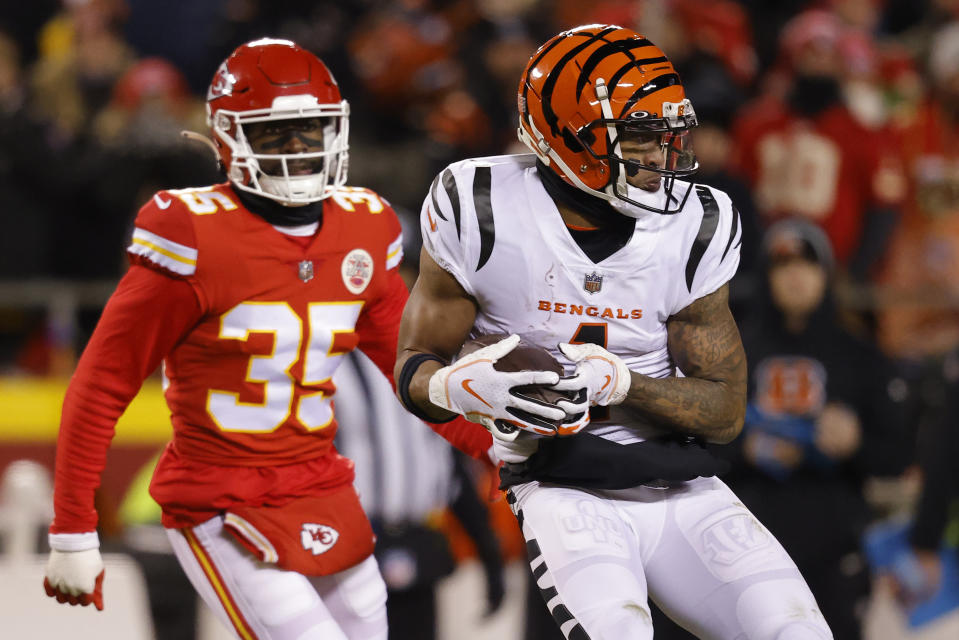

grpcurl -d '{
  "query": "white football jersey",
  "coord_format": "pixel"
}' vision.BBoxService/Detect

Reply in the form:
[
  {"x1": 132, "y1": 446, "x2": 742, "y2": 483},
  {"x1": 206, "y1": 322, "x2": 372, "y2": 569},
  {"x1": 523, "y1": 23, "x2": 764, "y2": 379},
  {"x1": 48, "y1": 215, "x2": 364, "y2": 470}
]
[{"x1": 421, "y1": 154, "x2": 741, "y2": 445}]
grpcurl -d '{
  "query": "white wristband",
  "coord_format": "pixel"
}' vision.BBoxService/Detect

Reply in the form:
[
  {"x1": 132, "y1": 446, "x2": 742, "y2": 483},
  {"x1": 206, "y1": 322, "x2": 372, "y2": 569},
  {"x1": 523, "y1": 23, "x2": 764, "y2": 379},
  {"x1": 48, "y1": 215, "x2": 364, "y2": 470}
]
[{"x1": 49, "y1": 531, "x2": 100, "y2": 552}]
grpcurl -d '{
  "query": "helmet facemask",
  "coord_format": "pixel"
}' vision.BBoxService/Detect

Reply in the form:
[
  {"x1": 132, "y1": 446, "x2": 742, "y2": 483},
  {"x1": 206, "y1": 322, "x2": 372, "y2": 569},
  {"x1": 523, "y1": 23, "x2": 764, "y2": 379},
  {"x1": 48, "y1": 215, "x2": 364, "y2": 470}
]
[
  {"x1": 210, "y1": 94, "x2": 349, "y2": 206},
  {"x1": 578, "y1": 88, "x2": 699, "y2": 215}
]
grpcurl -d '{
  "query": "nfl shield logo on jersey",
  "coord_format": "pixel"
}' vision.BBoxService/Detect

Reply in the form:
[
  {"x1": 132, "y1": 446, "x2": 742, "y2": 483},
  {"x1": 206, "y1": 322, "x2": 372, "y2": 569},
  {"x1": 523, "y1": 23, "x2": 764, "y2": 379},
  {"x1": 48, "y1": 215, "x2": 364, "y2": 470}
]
[
  {"x1": 584, "y1": 272, "x2": 603, "y2": 294},
  {"x1": 298, "y1": 260, "x2": 314, "y2": 283},
  {"x1": 301, "y1": 523, "x2": 339, "y2": 555}
]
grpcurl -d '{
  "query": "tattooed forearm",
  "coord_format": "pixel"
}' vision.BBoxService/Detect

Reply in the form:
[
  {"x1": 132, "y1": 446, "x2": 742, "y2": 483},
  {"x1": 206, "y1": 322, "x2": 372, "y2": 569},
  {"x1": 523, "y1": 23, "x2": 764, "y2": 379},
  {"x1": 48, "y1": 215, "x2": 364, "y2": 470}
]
[{"x1": 620, "y1": 285, "x2": 747, "y2": 443}]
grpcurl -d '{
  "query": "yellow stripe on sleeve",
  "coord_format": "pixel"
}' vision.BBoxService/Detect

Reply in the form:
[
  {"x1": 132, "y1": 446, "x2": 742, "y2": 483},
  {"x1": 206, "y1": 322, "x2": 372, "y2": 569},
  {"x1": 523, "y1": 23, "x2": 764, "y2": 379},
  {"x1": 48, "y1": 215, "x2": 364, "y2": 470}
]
[{"x1": 131, "y1": 237, "x2": 197, "y2": 266}]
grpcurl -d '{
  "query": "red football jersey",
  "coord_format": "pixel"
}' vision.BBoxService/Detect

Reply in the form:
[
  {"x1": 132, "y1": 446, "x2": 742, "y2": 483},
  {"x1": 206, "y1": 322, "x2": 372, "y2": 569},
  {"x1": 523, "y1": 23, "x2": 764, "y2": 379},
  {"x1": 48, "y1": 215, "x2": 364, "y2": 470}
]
[
  {"x1": 733, "y1": 99, "x2": 905, "y2": 265},
  {"x1": 129, "y1": 184, "x2": 404, "y2": 464},
  {"x1": 53, "y1": 183, "x2": 410, "y2": 530}
]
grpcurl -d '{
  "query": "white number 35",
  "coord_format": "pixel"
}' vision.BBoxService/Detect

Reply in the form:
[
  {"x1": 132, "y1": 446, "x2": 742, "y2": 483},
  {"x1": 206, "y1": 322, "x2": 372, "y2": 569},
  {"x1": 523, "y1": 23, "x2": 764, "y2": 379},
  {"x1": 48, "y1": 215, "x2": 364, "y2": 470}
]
[{"x1": 207, "y1": 301, "x2": 363, "y2": 432}]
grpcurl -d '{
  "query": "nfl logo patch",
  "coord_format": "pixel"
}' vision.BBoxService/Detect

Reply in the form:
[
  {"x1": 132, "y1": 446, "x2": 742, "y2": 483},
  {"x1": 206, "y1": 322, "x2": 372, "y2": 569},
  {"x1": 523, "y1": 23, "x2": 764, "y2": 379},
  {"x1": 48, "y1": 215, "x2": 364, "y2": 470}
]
[
  {"x1": 584, "y1": 272, "x2": 603, "y2": 294},
  {"x1": 298, "y1": 260, "x2": 314, "y2": 283}
]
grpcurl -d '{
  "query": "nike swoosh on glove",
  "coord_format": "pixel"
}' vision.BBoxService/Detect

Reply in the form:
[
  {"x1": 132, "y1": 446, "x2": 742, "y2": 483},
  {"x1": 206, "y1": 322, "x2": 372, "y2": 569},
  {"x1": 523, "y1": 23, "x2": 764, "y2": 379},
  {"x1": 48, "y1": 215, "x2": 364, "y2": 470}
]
[
  {"x1": 44, "y1": 532, "x2": 105, "y2": 611},
  {"x1": 429, "y1": 333, "x2": 566, "y2": 441},
  {"x1": 553, "y1": 342, "x2": 632, "y2": 407}
]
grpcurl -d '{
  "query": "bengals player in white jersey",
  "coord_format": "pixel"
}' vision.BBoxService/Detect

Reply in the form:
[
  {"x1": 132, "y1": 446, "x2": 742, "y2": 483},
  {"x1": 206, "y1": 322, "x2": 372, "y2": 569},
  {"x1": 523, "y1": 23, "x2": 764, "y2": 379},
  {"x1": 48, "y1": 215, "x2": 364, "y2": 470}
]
[
  {"x1": 396, "y1": 26, "x2": 834, "y2": 639},
  {"x1": 42, "y1": 39, "x2": 492, "y2": 640}
]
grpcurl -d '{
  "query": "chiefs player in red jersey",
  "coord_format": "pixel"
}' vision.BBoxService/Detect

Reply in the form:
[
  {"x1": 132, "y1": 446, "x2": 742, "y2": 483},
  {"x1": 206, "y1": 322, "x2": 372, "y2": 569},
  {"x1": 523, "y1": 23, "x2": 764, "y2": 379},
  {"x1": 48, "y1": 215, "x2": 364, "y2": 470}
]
[{"x1": 41, "y1": 39, "x2": 491, "y2": 640}]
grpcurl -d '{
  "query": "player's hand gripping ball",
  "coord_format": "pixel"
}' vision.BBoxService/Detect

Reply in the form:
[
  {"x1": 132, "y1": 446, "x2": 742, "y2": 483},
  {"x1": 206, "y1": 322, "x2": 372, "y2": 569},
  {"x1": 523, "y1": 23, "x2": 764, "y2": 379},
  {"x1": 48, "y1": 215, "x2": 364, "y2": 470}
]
[{"x1": 449, "y1": 334, "x2": 588, "y2": 439}]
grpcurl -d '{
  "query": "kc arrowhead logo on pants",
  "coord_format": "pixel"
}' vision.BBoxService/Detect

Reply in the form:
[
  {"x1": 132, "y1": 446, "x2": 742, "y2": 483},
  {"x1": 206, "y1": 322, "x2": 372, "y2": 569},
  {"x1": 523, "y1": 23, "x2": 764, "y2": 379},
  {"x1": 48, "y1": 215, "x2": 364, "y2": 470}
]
[{"x1": 301, "y1": 523, "x2": 340, "y2": 555}]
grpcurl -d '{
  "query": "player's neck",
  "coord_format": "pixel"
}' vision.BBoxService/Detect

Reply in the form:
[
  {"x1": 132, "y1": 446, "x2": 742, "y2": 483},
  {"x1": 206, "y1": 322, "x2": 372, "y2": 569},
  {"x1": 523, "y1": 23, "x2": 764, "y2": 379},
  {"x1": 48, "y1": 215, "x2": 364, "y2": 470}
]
[
  {"x1": 232, "y1": 185, "x2": 324, "y2": 228},
  {"x1": 555, "y1": 200, "x2": 601, "y2": 229},
  {"x1": 535, "y1": 160, "x2": 622, "y2": 229}
]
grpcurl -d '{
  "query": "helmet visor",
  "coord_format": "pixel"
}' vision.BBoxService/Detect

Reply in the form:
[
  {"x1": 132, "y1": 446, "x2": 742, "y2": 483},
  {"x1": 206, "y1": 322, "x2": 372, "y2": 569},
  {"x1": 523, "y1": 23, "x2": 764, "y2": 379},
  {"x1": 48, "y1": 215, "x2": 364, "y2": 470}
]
[
  {"x1": 575, "y1": 114, "x2": 699, "y2": 215},
  {"x1": 578, "y1": 112, "x2": 699, "y2": 179},
  {"x1": 619, "y1": 129, "x2": 698, "y2": 176}
]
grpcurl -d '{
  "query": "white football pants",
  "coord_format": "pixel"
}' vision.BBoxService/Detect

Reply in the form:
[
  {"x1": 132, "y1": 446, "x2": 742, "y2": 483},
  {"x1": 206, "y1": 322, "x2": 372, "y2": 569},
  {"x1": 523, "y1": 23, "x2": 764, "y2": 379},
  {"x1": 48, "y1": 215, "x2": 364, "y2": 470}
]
[
  {"x1": 167, "y1": 515, "x2": 388, "y2": 640},
  {"x1": 509, "y1": 476, "x2": 833, "y2": 640}
]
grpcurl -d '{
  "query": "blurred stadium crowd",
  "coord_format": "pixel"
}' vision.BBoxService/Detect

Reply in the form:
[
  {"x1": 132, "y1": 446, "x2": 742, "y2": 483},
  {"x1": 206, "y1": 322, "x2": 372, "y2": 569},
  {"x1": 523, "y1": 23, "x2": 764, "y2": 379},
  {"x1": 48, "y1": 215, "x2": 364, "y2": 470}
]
[{"x1": 1, "y1": 0, "x2": 958, "y2": 638}]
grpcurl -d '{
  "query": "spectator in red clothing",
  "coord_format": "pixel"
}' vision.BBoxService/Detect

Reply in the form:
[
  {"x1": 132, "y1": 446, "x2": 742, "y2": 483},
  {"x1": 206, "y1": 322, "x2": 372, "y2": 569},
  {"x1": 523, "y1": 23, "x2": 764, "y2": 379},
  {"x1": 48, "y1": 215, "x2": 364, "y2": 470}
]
[{"x1": 731, "y1": 9, "x2": 907, "y2": 283}]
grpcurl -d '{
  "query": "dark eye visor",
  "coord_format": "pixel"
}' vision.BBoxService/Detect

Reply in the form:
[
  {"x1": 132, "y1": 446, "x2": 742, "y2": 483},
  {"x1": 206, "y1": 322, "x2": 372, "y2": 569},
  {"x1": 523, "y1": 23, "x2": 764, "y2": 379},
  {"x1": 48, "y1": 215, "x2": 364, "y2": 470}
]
[{"x1": 576, "y1": 114, "x2": 699, "y2": 177}]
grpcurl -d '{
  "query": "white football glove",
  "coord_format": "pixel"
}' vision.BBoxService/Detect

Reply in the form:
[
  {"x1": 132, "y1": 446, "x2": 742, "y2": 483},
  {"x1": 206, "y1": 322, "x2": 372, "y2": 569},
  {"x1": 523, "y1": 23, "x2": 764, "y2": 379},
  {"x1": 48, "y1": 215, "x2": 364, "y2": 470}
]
[
  {"x1": 553, "y1": 343, "x2": 632, "y2": 407},
  {"x1": 429, "y1": 333, "x2": 566, "y2": 441},
  {"x1": 489, "y1": 432, "x2": 542, "y2": 465},
  {"x1": 44, "y1": 532, "x2": 105, "y2": 611}
]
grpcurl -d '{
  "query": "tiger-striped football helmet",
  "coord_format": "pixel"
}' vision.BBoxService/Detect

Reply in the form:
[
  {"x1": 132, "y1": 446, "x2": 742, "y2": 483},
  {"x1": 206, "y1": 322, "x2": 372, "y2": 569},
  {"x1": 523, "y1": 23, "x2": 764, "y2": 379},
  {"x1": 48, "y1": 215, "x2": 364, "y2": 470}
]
[{"x1": 518, "y1": 25, "x2": 698, "y2": 215}]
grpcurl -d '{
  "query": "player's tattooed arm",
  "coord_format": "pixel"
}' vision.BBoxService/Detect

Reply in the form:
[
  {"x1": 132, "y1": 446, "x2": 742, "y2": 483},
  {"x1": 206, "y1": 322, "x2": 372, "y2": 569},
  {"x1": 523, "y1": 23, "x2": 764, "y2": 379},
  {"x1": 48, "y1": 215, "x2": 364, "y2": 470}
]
[{"x1": 621, "y1": 284, "x2": 747, "y2": 443}]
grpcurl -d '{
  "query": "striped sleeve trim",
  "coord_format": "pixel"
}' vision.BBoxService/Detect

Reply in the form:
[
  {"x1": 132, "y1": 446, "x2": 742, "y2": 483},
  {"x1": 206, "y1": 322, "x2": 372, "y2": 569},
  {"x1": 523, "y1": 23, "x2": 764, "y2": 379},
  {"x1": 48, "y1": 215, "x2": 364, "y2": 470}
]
[
  {"x1": 472, "y1": 165, "x2": 495, "y2": 271},
  {"x1": 684, "y1": 185, "x2": 720, "y2": 292},
  {"x1": 721, "y1": 205, "x2": 741, "y2": 262},
  {"x1": 429, "y1": 174, "x2": 449, "y2": 221},
  {"x1": 441, "y1": 168, "x2": 462, "y2": 239},
  {"x1": 128, "y1": 227, "x2": 198, "y2": 276},
  {"x1": 386, "y1": 233, "x2": 404, "y2": 270}
]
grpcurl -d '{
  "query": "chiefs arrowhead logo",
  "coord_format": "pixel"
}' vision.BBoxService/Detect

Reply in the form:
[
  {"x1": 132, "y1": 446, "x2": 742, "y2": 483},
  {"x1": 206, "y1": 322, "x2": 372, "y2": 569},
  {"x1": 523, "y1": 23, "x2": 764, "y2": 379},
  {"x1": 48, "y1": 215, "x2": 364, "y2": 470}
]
[
  {"x1": 207, "y1": 62, "x2": 237, "y2": 100},
  {"x1": 301, "y1": 523, "x2": 339, "y2": 556}
]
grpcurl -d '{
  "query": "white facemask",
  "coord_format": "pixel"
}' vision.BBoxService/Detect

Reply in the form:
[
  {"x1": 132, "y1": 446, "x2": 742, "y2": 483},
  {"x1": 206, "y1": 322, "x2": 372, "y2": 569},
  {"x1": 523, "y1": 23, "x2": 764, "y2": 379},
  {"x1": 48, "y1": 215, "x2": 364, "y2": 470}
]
[{"x1": 607, "y1": 179, "x2": 695, "y2": 220}]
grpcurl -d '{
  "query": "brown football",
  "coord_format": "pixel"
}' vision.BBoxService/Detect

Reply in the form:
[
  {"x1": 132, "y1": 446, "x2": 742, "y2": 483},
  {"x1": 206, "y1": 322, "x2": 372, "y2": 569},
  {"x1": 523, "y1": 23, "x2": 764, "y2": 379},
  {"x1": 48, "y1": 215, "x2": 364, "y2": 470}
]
[{"x1": 457, "y1": 334, "x2": 578, "y2": 431}]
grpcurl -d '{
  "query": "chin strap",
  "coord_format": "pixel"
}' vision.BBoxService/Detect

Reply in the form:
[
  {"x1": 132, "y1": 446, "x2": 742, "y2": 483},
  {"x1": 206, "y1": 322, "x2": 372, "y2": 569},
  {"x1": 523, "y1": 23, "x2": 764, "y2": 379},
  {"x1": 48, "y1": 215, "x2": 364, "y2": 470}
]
[{"x1": 594, "y1": 78, "x2": 631, "y2": 204}]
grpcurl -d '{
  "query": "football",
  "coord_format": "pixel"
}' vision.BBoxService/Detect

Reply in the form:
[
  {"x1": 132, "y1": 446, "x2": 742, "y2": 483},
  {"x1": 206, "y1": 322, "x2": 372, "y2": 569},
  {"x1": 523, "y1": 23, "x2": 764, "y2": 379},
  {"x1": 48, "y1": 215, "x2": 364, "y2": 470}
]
[{"x1": 457, "y1": 334, "x2": 578, "y2": 433}]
